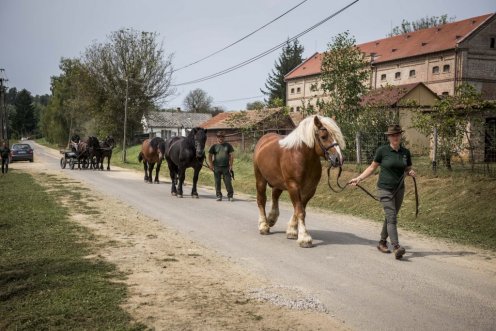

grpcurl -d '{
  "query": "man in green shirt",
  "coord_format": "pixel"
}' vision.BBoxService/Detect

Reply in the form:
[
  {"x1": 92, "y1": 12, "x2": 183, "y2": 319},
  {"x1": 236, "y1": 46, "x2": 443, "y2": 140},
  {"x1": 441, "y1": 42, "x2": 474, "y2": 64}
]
[
  {"x1": 208, "y1": 131, "x2": 234, "y2": 202},
  {"x1": 349, "y1": 125, "x2": 416, "y2": 260},
  {"x1": 0, "y1": 141, "x2": 12, "y2": 174}
]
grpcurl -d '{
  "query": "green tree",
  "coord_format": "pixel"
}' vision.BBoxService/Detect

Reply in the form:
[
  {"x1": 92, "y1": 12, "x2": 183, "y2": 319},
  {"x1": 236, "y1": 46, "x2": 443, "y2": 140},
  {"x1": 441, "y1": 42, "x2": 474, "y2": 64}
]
[
  {"x1": 12, "y1": 89, "x2": 36, "y2": 137},
  {"x1": 183, "y1": 88, "x2": 213, "y2": 113},
  {"x1": 388, "y1": 15, "x2": 455, "y2": 37},
  {"x1": 83, "y1": 28, "x2": 175, "y2": 143},
  {"x1": 413, "y1": 84, "x2": 485, "y2": 170},
  {"x1": 319, "y1": 31, "x2": 369, "y2": 134},
  {"x1": 261, "y1": 39, "x2": 304, "y2": 105},
  {"x1": 246, "y1": 100, "x2": 265, "y2": 110}
]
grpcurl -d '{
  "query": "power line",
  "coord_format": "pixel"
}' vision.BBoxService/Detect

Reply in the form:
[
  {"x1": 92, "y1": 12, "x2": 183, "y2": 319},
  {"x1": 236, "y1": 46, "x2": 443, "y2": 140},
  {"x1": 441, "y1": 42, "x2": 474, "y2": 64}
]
[
  {"x1": 173, "y1": 0, "x2": 310, "y2": 73},
  {"x1": 215, "y1": 95, "x2": 264, "y2": 103},
  {"x1": 172, "y1": 0, "x2": 359, "y2": 87}
]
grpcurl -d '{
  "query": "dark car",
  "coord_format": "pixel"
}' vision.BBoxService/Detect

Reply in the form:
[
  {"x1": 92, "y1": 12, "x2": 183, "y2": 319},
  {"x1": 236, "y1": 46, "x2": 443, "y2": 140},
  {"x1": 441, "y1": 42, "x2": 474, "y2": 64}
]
[{"x1": 11, "y1": 143, "x2": 34, "y2": 162}]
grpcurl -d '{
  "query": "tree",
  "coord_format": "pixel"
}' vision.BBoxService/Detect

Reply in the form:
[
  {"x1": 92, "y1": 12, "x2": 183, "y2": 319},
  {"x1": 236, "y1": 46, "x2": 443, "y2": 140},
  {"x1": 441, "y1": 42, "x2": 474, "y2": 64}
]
[
  {"x1": 183, "y1": 88, "x2": 213, "y2": 113},
  {"x1": 12, "y1": 89, "x2": 36, "y2": 137},
  {"x1": 83, "y1": 28, "x2": 175, "y2": 142},
  {"x1": 388, "y1": 15, "x2": 455, "y2": 37},
  {"x1": 319, "y1": 31, "x2": 369, "y2": 135},
  {"x1": 246, "y1": 100, "x2": 265, "y2": 110},
  {"x1": 413, "y1": 84, "x2": 485, "y2": 170},
  {"x1": 261, "y1": 39, "x2": 304, "y2": 105}
]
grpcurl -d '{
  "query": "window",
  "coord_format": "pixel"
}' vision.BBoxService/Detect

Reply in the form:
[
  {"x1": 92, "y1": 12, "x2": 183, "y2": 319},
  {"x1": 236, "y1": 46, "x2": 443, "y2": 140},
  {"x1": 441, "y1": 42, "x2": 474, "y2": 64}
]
[
  {"x1": 296, "y1": 87, "x2": 301, "y2": 93},
  {"x1": 443, "y1": 64, "x2": 450, "y2": 73},
  {"x1": 432, "y1": 66, "x2": 439, "y2": 74},
  {"x1": 395, "y1": 72, "x2": 401, "y2": 80},
  {"x1": 290, "y1": 88, "x2": 295, "y2": 94},
  {"x1": 409, "y1": 70, "x2": 416, "y2": 78},
  {"x1": 296, "y1": 106, "x2": 301, "y2": 112},
  {"x1": 491, "y1": 37, "x2": 495, "y2": 49},
  {"x1": 441, "y1": 92, "x2": 449, "y2": 98},
  {"x1": 381, "y1": 74, "x2": 386, "y2": 81},
  {"x1": 290, "y1": 107, "x2": 294, "y2": 112}
]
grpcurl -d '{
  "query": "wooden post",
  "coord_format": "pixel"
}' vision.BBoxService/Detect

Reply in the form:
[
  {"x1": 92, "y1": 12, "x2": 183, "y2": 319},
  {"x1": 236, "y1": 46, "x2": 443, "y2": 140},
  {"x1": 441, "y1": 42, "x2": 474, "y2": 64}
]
[
  {"x1": 432, "y1": 127, "x2": 438, "y2": 172},
  {"x1": 355, "y1": 131, "x2": 361, "y2": 164},
  {"x1": 241, "y1": 132, "x2": 245, "y2": 152}
]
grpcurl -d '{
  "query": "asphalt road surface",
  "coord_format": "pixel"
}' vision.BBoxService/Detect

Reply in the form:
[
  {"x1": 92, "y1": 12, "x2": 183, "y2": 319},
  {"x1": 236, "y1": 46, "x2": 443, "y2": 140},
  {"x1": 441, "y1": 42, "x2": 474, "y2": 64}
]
[{"x1": 26, "y1": 142, "x2": 496, "y2": 331}]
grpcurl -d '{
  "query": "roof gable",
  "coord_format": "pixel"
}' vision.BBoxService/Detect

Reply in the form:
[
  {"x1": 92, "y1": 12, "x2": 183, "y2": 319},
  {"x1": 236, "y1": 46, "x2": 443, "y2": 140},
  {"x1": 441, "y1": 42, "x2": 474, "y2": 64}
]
[
  {"x1": 200, "y1": 108, "x2": 294, "y2": 130},
  {"x1": 360, "y1": 82, "x2": 440, "y2": 107}
]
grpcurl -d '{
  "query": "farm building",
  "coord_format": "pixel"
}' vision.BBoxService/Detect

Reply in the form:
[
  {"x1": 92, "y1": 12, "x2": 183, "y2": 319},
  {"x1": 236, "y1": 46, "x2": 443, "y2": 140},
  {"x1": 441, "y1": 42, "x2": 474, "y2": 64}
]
[
  {"x1": 141, "y1": 111, "x2": 212, "y2": 139},
  {"x1": 200, "y1": 108, "x2": 296, "y2": 151}
]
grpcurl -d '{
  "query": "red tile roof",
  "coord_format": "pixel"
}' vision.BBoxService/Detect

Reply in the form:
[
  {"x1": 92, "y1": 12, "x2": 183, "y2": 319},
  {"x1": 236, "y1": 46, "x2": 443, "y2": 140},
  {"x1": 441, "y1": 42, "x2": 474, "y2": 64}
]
[
  {"x1": 360, "y1": 82, "x2": 439, "y2": 107},
  {"x1": 200, "y1": 108, "x2": 291, "y2": 129},
  {"x1": 285, "y1": 13, "x2": 494, "y2": 81}
]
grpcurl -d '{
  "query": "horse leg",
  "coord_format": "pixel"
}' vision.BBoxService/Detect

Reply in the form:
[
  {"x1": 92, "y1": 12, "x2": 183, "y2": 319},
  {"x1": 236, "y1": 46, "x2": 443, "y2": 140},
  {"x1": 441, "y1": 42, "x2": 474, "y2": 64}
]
[
  {"x1": 148, "y1": 163, "x2": 155, "y2": 184},
  {"x1": 107, "y1": 154, "x2": 111, "y2": 171},
  {"x1": 191, "y1": 165, "x2": 201, "y2": 198},
  {"x1": 255, "y1": 167, "x2": 269, "y2": 235},
  {"x1": 143, "y1": 160, "x2": 149, "y2": 182},
  {"x1": 287, "y1": 184, "x2": 312, "y2": 248},
  {"x1": 267, "y1": 188, "x2": 282, "y2": 227},
  {"x1": 154, "y1": 161, "x2": 161, "y2": 184},
  {"x1": 167, "y1": 161, "x2": 178, "y2": 196},
  {"x1": 177, "y1": 168, "x2": 186, "y2": 198}
]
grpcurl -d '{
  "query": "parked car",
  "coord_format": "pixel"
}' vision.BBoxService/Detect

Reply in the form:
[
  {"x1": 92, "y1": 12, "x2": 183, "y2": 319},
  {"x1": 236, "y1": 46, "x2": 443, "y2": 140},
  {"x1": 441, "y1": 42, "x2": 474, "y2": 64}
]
[{"x1": 11, "y1": 143, "x2": 34, "y2": 162}]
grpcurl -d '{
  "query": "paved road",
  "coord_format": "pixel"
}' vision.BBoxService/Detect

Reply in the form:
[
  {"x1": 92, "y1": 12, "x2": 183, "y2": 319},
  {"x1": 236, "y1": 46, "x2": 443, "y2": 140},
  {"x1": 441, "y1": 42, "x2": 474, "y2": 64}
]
[{"x1": 28, "y1": 142, "x2": 496, "y2": 331}]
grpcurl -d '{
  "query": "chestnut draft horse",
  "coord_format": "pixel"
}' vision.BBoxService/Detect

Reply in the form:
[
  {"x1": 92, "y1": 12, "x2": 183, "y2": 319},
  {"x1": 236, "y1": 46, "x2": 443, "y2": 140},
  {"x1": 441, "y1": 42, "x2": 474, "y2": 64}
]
[
  {"x1": 253, "y1": 115, "x2": 345, "y2": 248},
  {"x1": 138, "y1": 137, "x2": 166, "y2": 184}
]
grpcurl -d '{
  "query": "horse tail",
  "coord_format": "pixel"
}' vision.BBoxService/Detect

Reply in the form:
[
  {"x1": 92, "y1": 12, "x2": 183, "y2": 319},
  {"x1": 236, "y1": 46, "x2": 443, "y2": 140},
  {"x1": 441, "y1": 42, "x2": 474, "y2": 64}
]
[{"x1": 138, "y1": 151, "x2": 144, "y2": 163}]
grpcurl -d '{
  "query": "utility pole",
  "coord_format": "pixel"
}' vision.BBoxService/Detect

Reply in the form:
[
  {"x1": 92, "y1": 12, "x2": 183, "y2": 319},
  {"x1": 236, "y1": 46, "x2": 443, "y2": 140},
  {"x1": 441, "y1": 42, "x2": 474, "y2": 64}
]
[
  {"x1": 122, "y1": 77, "x2": 129, "y2": 162},
  {"x1": 0, "y1": 69, "x2": 9, "y2": 143}
]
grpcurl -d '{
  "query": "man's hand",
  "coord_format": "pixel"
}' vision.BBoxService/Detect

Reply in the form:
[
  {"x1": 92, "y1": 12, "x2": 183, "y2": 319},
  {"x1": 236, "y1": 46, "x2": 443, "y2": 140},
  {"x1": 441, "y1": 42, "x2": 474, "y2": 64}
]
[
  {"x1": 408, "y1": 169, "x2": 416, "y2": 178},
  {"x1": 348, "y1": 177, "x2": 361, "y2": 186}
]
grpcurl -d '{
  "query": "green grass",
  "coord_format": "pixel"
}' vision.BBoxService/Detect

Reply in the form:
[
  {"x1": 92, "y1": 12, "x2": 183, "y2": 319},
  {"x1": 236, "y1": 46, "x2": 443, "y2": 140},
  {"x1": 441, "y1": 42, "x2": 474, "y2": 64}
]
[
  {"x1": 0, "y1": 171, "x2": 145, "y2": 330},
  {"x1": 38, "y1": 140, "x2": 496, "y2": 250}
]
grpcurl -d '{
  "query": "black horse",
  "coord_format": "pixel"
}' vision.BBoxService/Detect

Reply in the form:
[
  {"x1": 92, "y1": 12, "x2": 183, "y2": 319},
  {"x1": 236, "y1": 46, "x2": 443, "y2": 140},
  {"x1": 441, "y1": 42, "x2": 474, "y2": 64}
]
[
  {"x1": 164, "y1": 128, "x2": 207, "y2": 198},
  {"x1": 98, "y1": 135, "x2": 116, "y2": 171},
  {"x1": 87, "y1": 136, "x2": 101, "y2": 170}
]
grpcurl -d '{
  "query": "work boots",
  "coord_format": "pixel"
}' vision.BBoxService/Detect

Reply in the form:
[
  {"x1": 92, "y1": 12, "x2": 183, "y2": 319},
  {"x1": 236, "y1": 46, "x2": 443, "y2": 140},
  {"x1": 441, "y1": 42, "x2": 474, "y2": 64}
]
[
  {"x1": 377, "y1": 240, "x2": 390, "y2": 253},
  {"x1": 393, "y1": 244, "x2": 406, "y2": 260}
]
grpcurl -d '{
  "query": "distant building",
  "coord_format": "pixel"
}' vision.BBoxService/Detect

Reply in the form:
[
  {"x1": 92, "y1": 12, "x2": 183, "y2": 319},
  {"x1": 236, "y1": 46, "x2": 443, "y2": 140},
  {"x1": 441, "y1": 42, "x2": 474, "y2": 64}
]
[
  {"x1": 141, "y1": 112, "x2": 212, "y2": 139},
  {"x1": 285, "y1": 13, "x2": 496, "y2": 111},
  {"x1": 200, "y1": 108, "x2": 295, "y2": 150}
]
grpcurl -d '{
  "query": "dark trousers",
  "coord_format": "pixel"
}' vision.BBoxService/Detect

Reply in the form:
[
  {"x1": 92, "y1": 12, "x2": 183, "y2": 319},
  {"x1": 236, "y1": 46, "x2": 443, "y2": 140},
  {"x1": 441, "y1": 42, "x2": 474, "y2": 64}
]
[
  {"x1": 214, "y1": 166, "x2": 233, "y2": 198},
  {"x1": 1, "y1": 158, "x2": 8, "y2": 174},
  {"x1": 378, "y1": 186, "x2": 405, "y2": 245}
]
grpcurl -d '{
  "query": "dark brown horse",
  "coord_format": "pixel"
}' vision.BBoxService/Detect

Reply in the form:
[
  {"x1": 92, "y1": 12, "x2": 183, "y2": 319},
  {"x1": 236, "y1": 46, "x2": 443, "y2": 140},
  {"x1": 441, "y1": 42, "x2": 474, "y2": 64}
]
[
  {"x1": 138, "y1": 137, "x2": 166, "y2": 183},
  {"x1": 253, "y1": 115, "x2": 345, "y2": 248}
]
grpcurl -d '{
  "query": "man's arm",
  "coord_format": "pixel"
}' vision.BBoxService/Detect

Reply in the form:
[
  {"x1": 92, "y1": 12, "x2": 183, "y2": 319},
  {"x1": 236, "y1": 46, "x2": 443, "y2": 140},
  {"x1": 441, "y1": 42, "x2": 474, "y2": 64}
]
[
  {"x1": 229, "y1": 153, "x2": 234, "y2": 170},
  {"x1": 208, "y1": 153, "x2": 214, "y2": 171}
]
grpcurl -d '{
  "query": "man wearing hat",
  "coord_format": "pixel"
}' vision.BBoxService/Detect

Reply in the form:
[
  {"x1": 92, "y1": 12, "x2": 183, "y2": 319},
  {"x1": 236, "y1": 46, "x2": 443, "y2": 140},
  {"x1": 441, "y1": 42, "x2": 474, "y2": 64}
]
[
  {"x1": 349, "y1": 125, "x2": 416, "y2": 260},
  {"x1": 208, "y1": 131, "x2": 234, "y2": 201}
]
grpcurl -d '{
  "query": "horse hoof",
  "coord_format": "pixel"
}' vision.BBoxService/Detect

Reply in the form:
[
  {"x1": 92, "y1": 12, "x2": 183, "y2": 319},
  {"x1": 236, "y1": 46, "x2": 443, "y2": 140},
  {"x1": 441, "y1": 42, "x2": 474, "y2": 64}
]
[
  {"x1": 192, "y1": 194, "x2": 199, "y2": 199},
  {"x1": 259, "y1": 228, "x2": 270, "y2": 235},
  {"x1": 286, "y1": 233, "x2": 298, "y2": 240},
  {"x1": 155, "y1": 181, "x2": 160, "y2": 184},
  {"x1": 177, "y1": 195, "x2": 183, "y2": 198},
  {"x1": 171, "y1": 192, "x2": 177, "y2": 196},
  {"x1": 298, "y1": 241, "x2": 313, "y2": 248}
]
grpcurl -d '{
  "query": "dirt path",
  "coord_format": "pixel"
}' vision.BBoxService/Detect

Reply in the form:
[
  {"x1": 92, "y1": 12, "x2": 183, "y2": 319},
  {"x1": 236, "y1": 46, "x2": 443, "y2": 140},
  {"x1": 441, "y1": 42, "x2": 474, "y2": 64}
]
[{"x1": 22, "y1": 162, "x2": 347, "y2": 330}]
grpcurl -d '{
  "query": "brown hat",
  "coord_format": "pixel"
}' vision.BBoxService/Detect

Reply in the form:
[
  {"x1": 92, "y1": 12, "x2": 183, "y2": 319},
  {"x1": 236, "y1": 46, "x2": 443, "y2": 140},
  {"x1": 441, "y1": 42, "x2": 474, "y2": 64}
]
[
  {"x1": 216, "y1": 131, "x2": 226, "y2": 137},
  {"x1": 385, "y1": 125, "x2": 404, "y2": 135}
]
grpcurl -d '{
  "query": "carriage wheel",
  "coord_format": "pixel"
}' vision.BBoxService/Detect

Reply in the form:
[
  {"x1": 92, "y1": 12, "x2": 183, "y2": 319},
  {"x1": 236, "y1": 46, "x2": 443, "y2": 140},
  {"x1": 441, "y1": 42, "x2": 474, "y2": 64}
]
[
  {"x1": 60, "y1": 157, "x2": 67, "y2": 169},
  {"x1": 70, "y1": 159, "x2": 75, "y2": 170}
]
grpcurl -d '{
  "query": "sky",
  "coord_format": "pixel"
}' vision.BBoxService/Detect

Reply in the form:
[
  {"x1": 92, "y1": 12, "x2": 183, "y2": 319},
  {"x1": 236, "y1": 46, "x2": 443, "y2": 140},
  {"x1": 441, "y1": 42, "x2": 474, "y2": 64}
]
[{"x1": 1, "y1": 0, "x2": 495, "y2": 110}]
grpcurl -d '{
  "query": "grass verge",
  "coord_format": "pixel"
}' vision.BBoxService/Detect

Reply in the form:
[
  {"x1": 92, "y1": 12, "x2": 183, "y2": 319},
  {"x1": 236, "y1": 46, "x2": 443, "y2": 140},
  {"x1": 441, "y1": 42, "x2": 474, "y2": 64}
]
[{"x1": 0, "y1": 170, "x2": 144, "y2": 330}]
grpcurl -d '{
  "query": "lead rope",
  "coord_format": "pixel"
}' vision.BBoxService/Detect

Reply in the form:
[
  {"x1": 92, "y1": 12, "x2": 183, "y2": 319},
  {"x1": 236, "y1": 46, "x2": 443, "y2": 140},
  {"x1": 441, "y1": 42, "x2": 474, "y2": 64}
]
[{"x1": 326, "y1": 164, "x2": 419, "y2": 217}]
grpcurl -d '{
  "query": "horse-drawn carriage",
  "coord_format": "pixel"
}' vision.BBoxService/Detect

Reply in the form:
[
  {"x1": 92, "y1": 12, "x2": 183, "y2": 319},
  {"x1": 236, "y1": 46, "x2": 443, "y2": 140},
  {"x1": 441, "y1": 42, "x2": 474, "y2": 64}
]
[{"x1": 60, "y1": 135, "x2": 116, "y2": 170}]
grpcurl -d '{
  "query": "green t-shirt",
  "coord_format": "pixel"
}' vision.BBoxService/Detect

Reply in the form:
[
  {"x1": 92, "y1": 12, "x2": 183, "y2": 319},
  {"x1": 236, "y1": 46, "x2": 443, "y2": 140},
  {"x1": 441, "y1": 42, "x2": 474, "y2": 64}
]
[
  {"x1": 209, "y1": 143, "x2": 234, "y2": 167},
  {"x1": 374, "y1": 144, "x2": 412, "y2": 190},
  {"x1": 0, "y1": 147, "x2": 10, "y2": 159}
]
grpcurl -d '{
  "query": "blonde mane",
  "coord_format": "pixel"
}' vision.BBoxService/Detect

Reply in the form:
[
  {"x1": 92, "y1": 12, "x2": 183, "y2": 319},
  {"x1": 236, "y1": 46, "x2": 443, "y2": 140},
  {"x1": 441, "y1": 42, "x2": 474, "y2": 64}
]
[{"x1": 279, "y1": 115, "x2": 346, "y2": 150}]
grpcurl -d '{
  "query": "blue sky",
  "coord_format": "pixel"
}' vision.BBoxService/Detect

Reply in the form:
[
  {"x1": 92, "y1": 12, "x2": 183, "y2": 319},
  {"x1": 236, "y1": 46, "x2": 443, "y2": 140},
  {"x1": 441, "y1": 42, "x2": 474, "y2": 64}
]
[{"x1": 1, "y1": 0, "x2": 495, "y2": 110}]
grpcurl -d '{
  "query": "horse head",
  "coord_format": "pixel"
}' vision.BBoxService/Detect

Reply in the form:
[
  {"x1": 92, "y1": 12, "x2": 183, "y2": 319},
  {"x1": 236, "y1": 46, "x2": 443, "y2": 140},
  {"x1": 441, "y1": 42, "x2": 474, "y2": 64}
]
[
  {"x1": 189, "y1": 127, "x2": 207, "y2": 158},
  {"x1": 314, "y1": 116, "x2": 344, "y2": 167},
  {"x1": 105, "y1": 135, "x2": 116, "y2": 149}
]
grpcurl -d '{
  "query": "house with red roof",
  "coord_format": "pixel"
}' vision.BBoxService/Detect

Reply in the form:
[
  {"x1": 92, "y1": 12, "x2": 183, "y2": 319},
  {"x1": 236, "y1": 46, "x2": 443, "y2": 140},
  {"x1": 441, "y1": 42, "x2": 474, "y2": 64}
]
[{"x1": 285, "y1": 13, "x2": 496, "y2": 112}]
